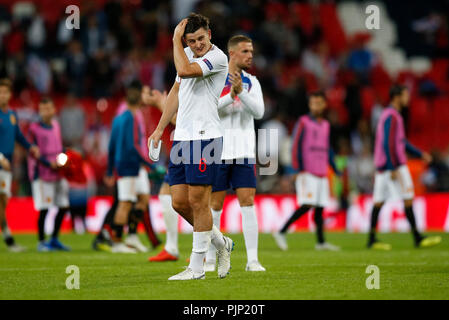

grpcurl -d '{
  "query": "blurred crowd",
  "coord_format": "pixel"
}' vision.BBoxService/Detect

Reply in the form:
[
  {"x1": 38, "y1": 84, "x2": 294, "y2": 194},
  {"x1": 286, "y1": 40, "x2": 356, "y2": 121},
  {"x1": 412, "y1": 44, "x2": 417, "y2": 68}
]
[{"x1": 1, "y1": 0, "x2": 449, "y2": 200}]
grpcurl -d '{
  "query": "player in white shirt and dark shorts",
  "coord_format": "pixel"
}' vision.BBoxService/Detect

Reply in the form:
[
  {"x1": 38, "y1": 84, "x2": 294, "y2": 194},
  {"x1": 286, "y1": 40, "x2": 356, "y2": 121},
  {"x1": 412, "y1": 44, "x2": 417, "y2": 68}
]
[
  {"x1": 204, "y1": 35, "x2": 266, "y2": 272},
  {"x1": 148, "y1": 13, "x2": 234, "y2": 280}
]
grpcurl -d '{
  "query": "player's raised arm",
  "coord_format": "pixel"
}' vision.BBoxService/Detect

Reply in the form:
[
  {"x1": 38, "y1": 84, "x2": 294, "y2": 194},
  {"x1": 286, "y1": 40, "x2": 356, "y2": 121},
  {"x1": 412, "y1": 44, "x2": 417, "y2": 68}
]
[{"x1": 172, "y1": 19, "x2": 203, "y2": 78}]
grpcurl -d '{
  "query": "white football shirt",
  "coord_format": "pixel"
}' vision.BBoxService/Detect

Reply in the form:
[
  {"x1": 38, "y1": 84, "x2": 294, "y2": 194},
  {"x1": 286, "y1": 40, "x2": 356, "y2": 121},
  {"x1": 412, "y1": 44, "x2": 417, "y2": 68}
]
[
  {"x1": 218, "y1": 70, "x2": 264, "y2": 160},
  {"x1": 174, "y1": 45, "x2": 228, "y2": 141}
]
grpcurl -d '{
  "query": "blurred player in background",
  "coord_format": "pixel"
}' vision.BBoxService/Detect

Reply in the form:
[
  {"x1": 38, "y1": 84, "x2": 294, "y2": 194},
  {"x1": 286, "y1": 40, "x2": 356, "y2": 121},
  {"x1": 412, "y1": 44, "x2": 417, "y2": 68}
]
[
  {"x1": 148, "y1": 14, "x2": 233, "y2": 280},
  {"x1": 0, "y1": 78, "x2": 40, "y2": 252},
  {"x1": 368, "y1": 85, "x2": 442, "y2": 250},
  {"x1": 105, "y1": 80, "x2": 157, "y2": 253},
  {"x1": 147, "y1": 90, "x2": 182, "y2": 263},
  {"x1": 28, "y1": 97, "x2": 70, "y2": 251},
  {"x1": 94, "y1": 85, "x2": 164, "y2": 253},
  {"x1": 205, "y1": 35, "x2": 265, "y2": 272},
  {"x1": 94, "y1": 86, "x2": 163, "y2": 252},
  {"x1": 273, "y1": 91, "x2": 341, "y2": 251}
]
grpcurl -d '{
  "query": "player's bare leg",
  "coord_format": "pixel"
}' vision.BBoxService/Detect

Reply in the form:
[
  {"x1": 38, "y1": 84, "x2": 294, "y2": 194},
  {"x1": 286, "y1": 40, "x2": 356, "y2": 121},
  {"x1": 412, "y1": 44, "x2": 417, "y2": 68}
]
[
  {"x1": 189, "y1": 184, "x2": 213, "y2": 231},
  {"x1": 171, "y1": 184, "x2": 194, "y2": 224}
]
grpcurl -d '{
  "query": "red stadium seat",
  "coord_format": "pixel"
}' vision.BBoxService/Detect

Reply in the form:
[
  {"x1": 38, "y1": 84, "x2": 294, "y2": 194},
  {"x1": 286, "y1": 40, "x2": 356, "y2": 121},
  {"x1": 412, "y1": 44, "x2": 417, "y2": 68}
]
[
  {"x1": 360, "y1": 86, "x2": 376, "y2": 119},
  {"x1": 432, "y1": 97, "x2": 449, "y2": 149},
  {"x1": 291, "y1": 3, "x2": 313, "y2": 36},
  {"x1": 318, "y1": 3, "x2": 347, "y2": 55}
]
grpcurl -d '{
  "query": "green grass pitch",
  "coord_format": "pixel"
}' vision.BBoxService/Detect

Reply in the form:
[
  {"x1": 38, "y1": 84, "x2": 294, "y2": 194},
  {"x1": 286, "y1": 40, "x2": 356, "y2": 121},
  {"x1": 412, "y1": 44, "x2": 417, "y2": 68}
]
[{"x1": 1, "y1": 232, "x2": 448, "y2": 300}]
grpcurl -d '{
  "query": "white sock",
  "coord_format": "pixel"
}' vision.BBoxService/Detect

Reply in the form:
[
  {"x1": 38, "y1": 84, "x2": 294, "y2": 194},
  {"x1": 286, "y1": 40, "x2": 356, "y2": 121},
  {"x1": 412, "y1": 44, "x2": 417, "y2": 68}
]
[
  {"x1": 241, "y1": 205, "x2": 259, "y2": 263},
  {"x1": 206, "y1": 209, "x2": 222, "y2": 262},
  {"x1": 159, "y1": 194, "x2": 179, "y2": 256},
  {"x1": 211, "y1": 225, "x2": 225, "y2": 250},
  {"x1": 189, "y1": 231, "x2": 211, "y2": 274}
]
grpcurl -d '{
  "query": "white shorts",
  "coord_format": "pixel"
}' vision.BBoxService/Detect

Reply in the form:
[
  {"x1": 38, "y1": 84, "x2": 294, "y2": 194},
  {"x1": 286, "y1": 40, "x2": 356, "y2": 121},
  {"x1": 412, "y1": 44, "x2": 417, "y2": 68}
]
[
  {"x1": 32, "y1": 178, "x2": 70, "y2": 211},
  {"x1": 295, "y1": 172, "x2": 329, "y2": 208},
  {"x1": 117, "y1": 167, "x2": 150, "y2": 202},
  {"x1": 373, "y1": 165, "x2": 414, "y2": 203},
  {"x1": 0, "y1": 170, "x2": 12, "y2": 197}
]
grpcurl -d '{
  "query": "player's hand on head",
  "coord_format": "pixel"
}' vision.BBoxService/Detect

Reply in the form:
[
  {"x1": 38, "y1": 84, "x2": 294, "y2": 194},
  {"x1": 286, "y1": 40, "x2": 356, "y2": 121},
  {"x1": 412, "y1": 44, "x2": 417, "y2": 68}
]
[{"x1": 173, "y1": 19, "x2": 188, "y2": 40}]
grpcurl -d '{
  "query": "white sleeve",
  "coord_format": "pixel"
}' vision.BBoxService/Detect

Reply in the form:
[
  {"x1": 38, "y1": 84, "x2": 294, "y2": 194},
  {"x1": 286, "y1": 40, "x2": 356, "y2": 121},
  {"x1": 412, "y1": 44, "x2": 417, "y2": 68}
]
[
  {"x1": 237, "y1": 77, "x2": 264, "y2": 120},
  {"x1": 196, "y1": 50, "x2": 228, "y2": 77},
  {"x1": 175, "y1": 73, "x2": 181, "y2": 83},
  {"x1": 218, "y1": 93, "x2": 234, "y2": 110},
  {"x1": 218, "y1": 93, "x2": 238, "y2": 117}
]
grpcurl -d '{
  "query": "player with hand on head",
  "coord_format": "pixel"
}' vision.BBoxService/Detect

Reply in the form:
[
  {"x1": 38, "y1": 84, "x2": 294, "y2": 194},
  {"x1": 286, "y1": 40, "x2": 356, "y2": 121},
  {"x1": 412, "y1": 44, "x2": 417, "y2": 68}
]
[
  {"x1": 148, "y1": 13, "x2": 233, "y2": 280},
  {"x1": 273, "y1": 91, "x2": 341, "y2": 252},
  {"x1": 0, "y1": 78, "x2": 40, "y2": 252},
  {"x1": 368, "y1": 85, "x2": 441, "y2": 250},
  {"x1": 204, "y1": 35, "x2": 265, "y2": 272},
  {"x1": 28, "y1": 97, "x2": 71, "y2": 252}
]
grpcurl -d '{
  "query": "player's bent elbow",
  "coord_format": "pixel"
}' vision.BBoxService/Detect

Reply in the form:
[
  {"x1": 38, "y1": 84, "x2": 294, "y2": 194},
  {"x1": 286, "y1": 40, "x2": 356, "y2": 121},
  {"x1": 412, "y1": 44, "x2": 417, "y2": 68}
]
[
  {"x1": 251, "y1": 106, "x2": 264, "y2": 120},
  {"x1": 178, "y1": 68, "x2": 202, "y2": 79},
  {"x1": 254, "y1": 109, "x2": 264, "y2": 120},
  {"x1": 177, "y1": 69, "x2": 189, "y2": 78}
]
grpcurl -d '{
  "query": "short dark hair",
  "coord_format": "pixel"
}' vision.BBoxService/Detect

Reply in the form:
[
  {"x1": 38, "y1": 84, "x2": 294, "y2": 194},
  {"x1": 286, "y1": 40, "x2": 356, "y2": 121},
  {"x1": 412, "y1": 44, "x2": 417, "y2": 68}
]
[
  {"x1": 0, "y1": 78, "x2": 12, "y2": 91},
  {"x1": 309, "y1": 90, "x2": 327, "y2": 101},
  {"x1": 184, "y1": 13, "x2": 210, "y2": 36},
  {"x1": 227, "y1": 35, "x2": 252, "y2": 51},
  {"x1": 389, "y1": 84, "x2": 407, "y2": 100},
  {"x1": 127, "y1": 79, "x2": 142, "y2": 91},
  {"x1": 40, "y1": 96, "x2": 53, "y2": 104}
]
